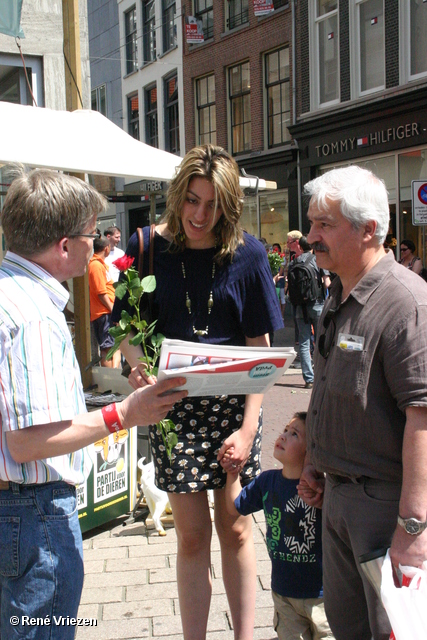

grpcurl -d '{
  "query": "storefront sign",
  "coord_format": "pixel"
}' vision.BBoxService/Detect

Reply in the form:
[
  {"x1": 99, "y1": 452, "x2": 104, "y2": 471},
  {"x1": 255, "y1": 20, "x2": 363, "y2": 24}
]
[
  {"x1": 315, "y1": 123, "x2": 421, "y2": 158},
  {"x1": 412, "y1": 180, "x2": 427, "y2": 226},
  {"x1": 138, "y1": 181, "x2": 164, "y2": 192}
]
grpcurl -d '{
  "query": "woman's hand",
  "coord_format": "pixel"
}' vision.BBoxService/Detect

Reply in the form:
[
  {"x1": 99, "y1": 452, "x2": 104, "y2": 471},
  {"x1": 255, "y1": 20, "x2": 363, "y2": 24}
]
[
  {"x1": 217, "y1": 427, "x2": 254, "y2": 472},
  {"x1": 128, "y1": 362, "x2": 157, "y2": 391}
]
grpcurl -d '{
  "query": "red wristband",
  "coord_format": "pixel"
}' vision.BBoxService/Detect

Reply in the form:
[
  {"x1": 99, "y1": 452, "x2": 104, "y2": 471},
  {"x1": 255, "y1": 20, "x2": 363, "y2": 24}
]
[{"x1": 101, "y1": 403, "x2": 124, "y2": 434}]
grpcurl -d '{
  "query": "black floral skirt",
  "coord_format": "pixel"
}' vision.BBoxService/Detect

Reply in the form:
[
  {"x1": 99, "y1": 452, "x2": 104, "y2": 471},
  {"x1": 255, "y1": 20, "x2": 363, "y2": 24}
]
[{"x1": 149, "y1": 394, "x2": 263, "y2": 493}]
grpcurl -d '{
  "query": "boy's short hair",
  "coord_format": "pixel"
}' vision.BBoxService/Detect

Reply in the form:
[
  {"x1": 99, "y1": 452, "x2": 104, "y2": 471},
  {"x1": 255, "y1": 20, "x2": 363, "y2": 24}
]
[
  {"x1": 293, "y1": 411, "x2": 307, "y2": 423},
  {"x1": 93, "y1": 236, "x2": 110, "y2": 253}
]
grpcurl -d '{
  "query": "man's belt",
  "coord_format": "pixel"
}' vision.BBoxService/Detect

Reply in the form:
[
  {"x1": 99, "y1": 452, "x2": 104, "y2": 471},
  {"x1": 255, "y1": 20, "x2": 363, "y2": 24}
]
[{"x1": 0, "y1": 479, "x2": 10, "y2": 490}]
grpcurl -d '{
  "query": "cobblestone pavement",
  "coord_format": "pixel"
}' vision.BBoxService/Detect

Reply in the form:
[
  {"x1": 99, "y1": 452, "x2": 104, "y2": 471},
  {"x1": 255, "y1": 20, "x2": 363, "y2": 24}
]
[{"x1": 76, "y1": 325, "x2": 312, "y2": 639}]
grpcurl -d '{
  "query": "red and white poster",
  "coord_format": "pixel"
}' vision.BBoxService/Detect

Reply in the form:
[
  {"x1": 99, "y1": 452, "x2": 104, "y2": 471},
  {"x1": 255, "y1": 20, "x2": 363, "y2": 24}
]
[
  {"x1": 253, "y1": 0, "x2": 274, "y2": 16},
  {"x1": 185, "y1": 16, "x2": 204, "y2": 44}
]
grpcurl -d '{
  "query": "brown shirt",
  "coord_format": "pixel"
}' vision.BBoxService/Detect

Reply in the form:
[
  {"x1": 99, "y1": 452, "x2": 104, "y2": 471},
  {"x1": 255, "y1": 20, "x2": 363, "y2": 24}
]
[{"x1": 307, "y1": 250, "x2": 427, "y2": 482}]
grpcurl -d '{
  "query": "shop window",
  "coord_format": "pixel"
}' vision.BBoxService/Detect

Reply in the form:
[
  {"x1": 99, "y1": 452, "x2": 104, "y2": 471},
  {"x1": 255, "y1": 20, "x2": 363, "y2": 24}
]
[
  {"x1": 226, "y1": 0, "x2": 249, "y2": 31},
  {"x1": 265, "y1": 47, "x2": 291, "y2": 148},
  {"x1": 241, "y1": 190, "x2": 290, "y2": 248},
  {"x1": 229, "y1": 61, "x2": 251, "y2": 155},
  {"x1": 145, "y1": 85, "x2": 158, "y2": 148},
  {"x1": 128, "y1": 93, "x2": 139, "y2": 140},
  {"x1": 125, "y1": 7, "x2": 138, "y2": 74},
  {"x1": 195, "y1": 0, "x2": 214, "y2": 39},
  {"x1": 196, "y1": 75, "x2": 216, "y2": 145},
  {"x1": 309, "y1": 0, "x2": 339, "y2": 109},
  {"x1": 143, "y1": 0, "x2": 156, "y2": 64},
  {"x1": 400, "y1": 0, "x2": 427, "y2": 83},
  {"x1": 165, "y1": 74, "x2": 180, "y2": 154},
  {"x1": 163, "y1": 0, "x2": 177, "y2": 52},
  {"x1": 91, "y1": 85, "x2": 106, "y2": 116},
  {"x1": 350, "y1": 0, "x2": 385, "y2": 97}
]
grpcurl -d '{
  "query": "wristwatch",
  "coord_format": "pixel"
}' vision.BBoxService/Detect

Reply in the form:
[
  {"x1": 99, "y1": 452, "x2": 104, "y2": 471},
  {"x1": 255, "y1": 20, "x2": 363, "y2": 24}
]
[{"x1": 397, "y1": 515, "x2": 427, "y2": 535}]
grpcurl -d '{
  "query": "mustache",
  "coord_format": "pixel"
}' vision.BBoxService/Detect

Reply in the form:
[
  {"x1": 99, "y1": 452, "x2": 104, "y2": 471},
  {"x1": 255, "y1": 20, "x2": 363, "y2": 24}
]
[{"x1": 311, "y1": 242, "x2": 329, "y2": 252}]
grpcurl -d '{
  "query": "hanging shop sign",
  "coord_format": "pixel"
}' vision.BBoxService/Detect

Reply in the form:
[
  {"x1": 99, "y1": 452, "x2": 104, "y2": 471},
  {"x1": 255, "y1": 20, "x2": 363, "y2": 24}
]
[{"x1": 412, "y1": 180, "x2": 427, "y2": 226}]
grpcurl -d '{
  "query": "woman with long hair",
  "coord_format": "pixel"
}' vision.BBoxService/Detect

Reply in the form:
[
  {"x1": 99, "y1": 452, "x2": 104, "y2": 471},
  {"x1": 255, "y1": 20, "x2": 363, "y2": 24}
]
[{"x1": 112, "y1": 145, "x2": 283, "y2": 640}]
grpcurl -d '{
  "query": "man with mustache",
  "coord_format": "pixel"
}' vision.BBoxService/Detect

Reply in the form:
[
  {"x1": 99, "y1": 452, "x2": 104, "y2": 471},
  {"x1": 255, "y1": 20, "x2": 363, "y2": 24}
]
[{"x1": 297, "y1": 165, "x2": 427, "y2": 640}]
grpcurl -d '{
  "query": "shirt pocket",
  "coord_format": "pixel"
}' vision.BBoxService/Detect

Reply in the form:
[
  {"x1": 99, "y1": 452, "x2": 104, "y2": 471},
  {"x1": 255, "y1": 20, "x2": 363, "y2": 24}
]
[{"x1": 326, "y1": 348, "x2": 367, "y2": 398}]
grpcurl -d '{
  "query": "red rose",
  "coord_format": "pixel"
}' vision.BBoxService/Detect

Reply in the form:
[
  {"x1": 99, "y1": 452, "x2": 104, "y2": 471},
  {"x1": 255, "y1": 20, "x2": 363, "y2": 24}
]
[{"x1": 112, "y1": 255, "x2": 135, "y2": 271}]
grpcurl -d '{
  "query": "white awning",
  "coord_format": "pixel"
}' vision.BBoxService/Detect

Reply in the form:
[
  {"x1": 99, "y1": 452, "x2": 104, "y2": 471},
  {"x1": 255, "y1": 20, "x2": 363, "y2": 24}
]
[{"x1": 0, "y1": 102, "x2": 276, "y2": 190}]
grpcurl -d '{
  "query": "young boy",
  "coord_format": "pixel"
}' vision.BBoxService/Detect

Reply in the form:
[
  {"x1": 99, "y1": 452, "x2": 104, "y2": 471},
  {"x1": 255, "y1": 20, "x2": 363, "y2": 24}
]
[{"x1": 225, "y1": 412, "x2": 333, "y2": 639}]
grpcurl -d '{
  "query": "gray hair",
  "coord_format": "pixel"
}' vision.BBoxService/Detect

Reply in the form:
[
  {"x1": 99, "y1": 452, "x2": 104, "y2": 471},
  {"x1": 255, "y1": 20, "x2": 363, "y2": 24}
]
[
  {"x1": 303, "y1": 165, "x2": 390, "y2": 244},
  {"x1": 1, "y1": 166, "x2": 107, "y2": 257}
]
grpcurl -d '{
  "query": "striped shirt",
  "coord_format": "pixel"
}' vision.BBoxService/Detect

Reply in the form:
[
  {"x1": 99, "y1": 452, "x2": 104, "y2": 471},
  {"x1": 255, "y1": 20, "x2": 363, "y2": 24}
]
[{"x1": 0, "y1": 252, "x2": 93, "y2": 484}]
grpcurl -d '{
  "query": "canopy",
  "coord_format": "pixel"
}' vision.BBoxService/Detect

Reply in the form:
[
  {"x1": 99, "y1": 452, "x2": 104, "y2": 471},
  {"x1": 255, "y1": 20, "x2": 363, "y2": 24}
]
[{"x1": 0, "y1": 102, "x2": 276, "y2": 190}]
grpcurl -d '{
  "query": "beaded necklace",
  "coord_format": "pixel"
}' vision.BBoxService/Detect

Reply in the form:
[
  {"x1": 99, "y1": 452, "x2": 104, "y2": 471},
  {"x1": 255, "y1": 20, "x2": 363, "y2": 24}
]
[{"x1": 181, "y1": 258, "x2": 216, "y2": 336}]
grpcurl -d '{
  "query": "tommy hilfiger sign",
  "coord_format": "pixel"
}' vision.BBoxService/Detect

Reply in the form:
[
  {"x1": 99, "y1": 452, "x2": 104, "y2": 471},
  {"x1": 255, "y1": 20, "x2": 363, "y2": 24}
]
[{"x1": 315, "y1": 123, "x2": 422, "y2": 158}]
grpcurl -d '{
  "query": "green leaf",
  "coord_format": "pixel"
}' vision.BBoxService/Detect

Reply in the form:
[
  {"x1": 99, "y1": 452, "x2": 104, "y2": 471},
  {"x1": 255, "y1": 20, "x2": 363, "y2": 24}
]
[
  {"x1": 106, "y1": 340, "x2": 123, "y2": 360},
  {"x1": 141, "y1": 275, "x2": 156, "y2": 293},
  {"x1": 129, "y1": 332, "x2": 143, "y2": 346},
  {"x1": 109, "y1": 324, "x2": 127, "y2": 338},
  {"x1": 114, "y1": 282, "x2": 128, "y2": 300},
  {"x1": 167, "y1": 431, "x2": 178, "y2": 449},
  {"x1": 151, "y1": 333, "x2": 165, "y2": 348}
]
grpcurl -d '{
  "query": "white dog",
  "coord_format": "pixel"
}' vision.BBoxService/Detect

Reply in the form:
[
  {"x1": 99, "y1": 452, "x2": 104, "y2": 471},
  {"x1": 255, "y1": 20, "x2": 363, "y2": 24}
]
[{"x1": 137, "y1": 457, "x2": 171, "y2": 536}]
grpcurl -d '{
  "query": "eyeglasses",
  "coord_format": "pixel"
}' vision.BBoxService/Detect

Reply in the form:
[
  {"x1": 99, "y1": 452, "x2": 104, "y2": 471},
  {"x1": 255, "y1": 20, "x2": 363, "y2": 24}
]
[
  {"x1": 400, "y1": 247, "x2": 408, "y2": 252},
  {"x1": 70, "y1": 232, "x2": 101, "y2": 240},
  {"x1": 318, "y1": 308, "x2": 338, "y2": 359}
]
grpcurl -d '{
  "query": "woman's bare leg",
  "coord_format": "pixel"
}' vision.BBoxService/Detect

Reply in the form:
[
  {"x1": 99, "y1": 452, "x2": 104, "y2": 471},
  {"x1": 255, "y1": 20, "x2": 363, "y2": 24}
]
[
  {"x1": 214, "y1": 487, "x2": 256, "y2": 640},
  {"x1": 168, "y1": 491, "x2": 213, "y2": 640}
]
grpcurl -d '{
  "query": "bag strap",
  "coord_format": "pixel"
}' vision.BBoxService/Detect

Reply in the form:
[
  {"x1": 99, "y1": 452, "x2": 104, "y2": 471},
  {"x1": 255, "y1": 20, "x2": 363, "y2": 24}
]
[{"x1": 137, "y1": 224, "x2": 155, "y2": 279}]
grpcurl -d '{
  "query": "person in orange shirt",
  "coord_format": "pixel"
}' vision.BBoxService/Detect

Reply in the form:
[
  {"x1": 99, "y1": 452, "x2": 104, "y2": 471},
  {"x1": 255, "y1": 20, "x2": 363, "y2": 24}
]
[{"x1": 88, "y1": 236, "x2": 121, "y2": 368}]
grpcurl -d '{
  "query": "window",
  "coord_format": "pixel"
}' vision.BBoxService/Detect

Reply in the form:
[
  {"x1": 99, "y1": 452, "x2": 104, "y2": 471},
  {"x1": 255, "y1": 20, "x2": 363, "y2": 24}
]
[
  {"x1": 310, "y1": 0, "x2": 339, "y2": 108},
  {"x1": 125, "y1": 7, "x2": 138, "y2": 74},
  {"x1": 354, "y1": 0, "x2": 385, "y2": 94},
  {"x1": 400, "y1": 0, "x2": 427, "y2": 82},
  {"x1": 128, "y1": 93, "x2": 139, "y2": 139},
  {"x1": 273, "y1": 0, "x2": 289, "y2": 8},
  {"x1": 229, "y1": 61, "x2": 251, "y2": 154},
  {"x1": 142, "y1": 0, "x2": 156, "y2": 64},
  {"x1": 265, "y1": 47, "x2": 290, "y2": 147},
  {"x1": 196, "y1": 75, "x2": 216, "y2": 145},
  {"x1": 165, "y1": 75, "x2": 179, "y2": 154},
  {"x1": 163, "y1": 0, "x2": 176, "y2": 52},
  {"x1": 195, "y1": 0, "x2": 214, "y2": 39},
  {"x1": 145, "y1": 85, "x2": 158, "y2": 147},
  {"x1": 227, "y1": 0, "x2": 249, "y2": 31},
  {"x1": 91, "y1": 85, "x2": 106, "y2": 116}
]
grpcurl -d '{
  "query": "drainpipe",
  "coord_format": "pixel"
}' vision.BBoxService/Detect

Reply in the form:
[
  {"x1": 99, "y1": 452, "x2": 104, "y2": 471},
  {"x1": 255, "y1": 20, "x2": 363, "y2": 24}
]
[{"x1": 292, "y1": 0, "x2": 303, "y2": 231}]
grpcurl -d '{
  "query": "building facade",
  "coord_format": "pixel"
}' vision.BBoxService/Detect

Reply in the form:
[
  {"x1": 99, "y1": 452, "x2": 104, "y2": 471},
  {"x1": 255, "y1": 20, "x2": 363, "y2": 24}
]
[{"x1": 291, "y1": 0, "x2": 427, "y2": 266}]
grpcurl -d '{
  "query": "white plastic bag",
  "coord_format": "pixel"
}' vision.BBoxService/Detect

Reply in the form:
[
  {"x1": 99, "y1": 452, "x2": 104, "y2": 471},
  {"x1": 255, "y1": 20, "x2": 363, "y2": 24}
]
[{"x1": 380, "y1": 549, "x2": 427, "y2": 640}]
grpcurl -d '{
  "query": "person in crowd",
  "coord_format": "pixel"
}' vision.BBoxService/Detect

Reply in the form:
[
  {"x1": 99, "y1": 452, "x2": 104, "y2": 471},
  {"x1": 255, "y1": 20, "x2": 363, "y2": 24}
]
[
  {"x1": 88, "y1": 236, "x2": 120, "y2": 368},
  {"x1": 272, "y1": 242, "x2": 287, "y2": 319},
  {"x1": 224, "y1": 411, "x2": 334, "y2": 640},
  {"x1": 285, "y1": 230, "x2": 303, "y2": 347},
  {"x1": 289, "y1": 236, "x2": 330, "y2": 389},
  {"x1": 112, "y1": 144, "x2": 283, "y2": 640},
  {"x1": 398, "y1": 238, "x2": 422, "y2": 275},
  {"x1": 0, "y1": 167, "x2": 187, "y2": 640},
  {"x1": 297, "y1": 165, "x2": 427, "y2": 640},
  {"x1": 104, "y1": 225, "x2": 125, "y2": 282}
]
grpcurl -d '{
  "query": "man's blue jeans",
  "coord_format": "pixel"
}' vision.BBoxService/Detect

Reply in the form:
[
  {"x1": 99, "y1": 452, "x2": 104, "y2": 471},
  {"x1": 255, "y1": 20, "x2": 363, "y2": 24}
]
[
  {"x1": 296, "y1": 302, "x2": 323, "y2": 384},
  {"x1": 0, "y1": 481, "x2": 84, "y2": 639}
]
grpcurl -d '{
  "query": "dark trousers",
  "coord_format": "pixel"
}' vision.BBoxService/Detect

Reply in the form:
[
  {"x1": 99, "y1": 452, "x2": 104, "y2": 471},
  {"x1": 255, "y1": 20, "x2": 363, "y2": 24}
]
[{"x1": 322, "y1": 474, "x2": 400, "y2": 640}]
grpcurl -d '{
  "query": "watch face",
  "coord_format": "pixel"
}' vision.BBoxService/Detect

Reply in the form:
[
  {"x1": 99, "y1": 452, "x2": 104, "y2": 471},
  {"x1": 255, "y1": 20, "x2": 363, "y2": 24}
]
[{"x1": 406, "y1": 518, "x2": 421, "y2": 534}]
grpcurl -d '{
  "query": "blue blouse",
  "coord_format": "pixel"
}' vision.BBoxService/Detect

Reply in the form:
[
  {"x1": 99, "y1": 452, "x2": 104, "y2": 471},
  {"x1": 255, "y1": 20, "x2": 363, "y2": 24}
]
[{"x1": 112, "y1": 227, "x2": 283, "y2": 347}]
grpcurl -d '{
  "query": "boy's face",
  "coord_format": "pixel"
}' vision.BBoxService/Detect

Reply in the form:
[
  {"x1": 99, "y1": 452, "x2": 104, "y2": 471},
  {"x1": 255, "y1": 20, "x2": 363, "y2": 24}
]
[{"x1": 273, "y1": 417, "x2": 306, "y2": 467}]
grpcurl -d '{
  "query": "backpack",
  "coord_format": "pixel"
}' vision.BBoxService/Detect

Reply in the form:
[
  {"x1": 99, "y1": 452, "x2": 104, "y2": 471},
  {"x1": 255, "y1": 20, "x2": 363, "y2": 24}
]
[{"x1": 287, "y1": 254, "x2": 323, "y2": 307}]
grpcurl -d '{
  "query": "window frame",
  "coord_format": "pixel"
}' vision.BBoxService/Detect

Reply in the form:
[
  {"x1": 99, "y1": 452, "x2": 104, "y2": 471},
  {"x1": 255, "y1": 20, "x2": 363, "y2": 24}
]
[
  {"x1": 125, "y1": 6, "x2": 138, "y2": 75},
  {"x1": 91, "y1": 84, "x2": 107, "y2": 116},
  {"x1": 195, "y1": 0, "x2": 214, "y2": 40},
  {"x1": 309, "y1": 0, "x2": 340, "y2": 110},
  {"x1": 162, "y1": 0, "x2": 177, "y2": 53},
  {"x1": 128, "y1": 92, "x2": 140, "y2": 140},
  {"x1": 350, "y1": 0, "x2": 385, "y2": 98},
  {"x1": 264, "y1": 47, "x2": 291, "y2": 149},
  {"x1": 195, "y1": 74, "x2": 216, "y2": 146},
  {"x1": 145, "y1": 84, "x2": 158, "y2": 148},
  {"x1": 164, "y1": 73, "x2": 180, "y2": 154},
  {"x1": 399, "y1": 0, "x2": 427, "y2": 84},
  {"x1": 226, "y1": 0, "x2": 249, "y2": 31},
  {"x1": 228, "y1": 60, "x2": 251, "y2": 155},
  {"x1": 142, "y1": 0, "x2": 156, "y2": 65}
]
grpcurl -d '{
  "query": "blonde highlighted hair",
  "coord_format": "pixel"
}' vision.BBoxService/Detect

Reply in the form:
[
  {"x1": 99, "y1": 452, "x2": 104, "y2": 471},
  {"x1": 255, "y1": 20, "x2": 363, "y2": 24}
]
[{"x1": 161, "y1": 144, "x2": 244, "y2": 263}]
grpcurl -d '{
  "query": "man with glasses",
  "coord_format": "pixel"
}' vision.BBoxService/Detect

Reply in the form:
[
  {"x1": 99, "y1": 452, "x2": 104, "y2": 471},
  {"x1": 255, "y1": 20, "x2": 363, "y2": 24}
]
[
  {"x1": 297, "y1": 165, "x2": 427, "y2": 640},
  {"x1": 0, "y1": 167, "x2": 187, "y2": 639}
]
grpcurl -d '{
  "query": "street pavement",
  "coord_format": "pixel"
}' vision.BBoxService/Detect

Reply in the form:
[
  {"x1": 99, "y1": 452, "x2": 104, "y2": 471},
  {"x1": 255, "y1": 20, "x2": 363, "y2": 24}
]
[{"x1": 76, "y1": 323, "x2": 311, "y2": 640}]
